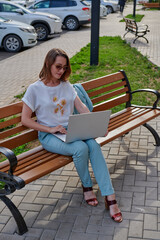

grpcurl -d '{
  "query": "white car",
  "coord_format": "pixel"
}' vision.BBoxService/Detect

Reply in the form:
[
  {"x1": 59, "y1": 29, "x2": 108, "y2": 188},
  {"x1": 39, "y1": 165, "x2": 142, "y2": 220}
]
[
  {"x1": 0, "y1": 0, "x2": 62, "y2": 40},
  {"x1": 28, "y1": 0, "x2": 91, "y2": 30},
  {"x1": 101, "y1": 0, "x2": 119, "y2": 14},
  {"x1": 0, "y1": 16, "x2": 37, "y2": 52},
  {"x1": 84, "y1": 0, "x2": 107, "y2": 18},
  {"x1": 9, "y1": 0, "x2": 35, "y2": 7}
]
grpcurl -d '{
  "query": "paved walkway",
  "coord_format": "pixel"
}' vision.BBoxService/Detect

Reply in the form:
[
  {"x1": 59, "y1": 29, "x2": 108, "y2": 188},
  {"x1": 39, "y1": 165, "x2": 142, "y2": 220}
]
[
  {"x1": 0, "y1": 4, "x2": 160, "y2": 107},
  {"x1": 0, "y1": 4, "x2": 160, "y2": 240}
]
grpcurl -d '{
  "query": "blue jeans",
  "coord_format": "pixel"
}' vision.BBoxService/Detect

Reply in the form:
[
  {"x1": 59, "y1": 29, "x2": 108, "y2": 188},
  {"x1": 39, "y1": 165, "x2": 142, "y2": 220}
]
[{"x1": 39, "y1": 132, "x2": 114, "y2": 196}]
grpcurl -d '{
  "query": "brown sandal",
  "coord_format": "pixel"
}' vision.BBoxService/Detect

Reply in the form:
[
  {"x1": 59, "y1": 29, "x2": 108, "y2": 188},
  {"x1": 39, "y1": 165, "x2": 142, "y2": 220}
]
[
  {"x1": 105, "y1": 197, "x2": 123, "y2": 223},
  {"x1": 82, "y1": 186, "x2": 98, "y2": 206}
]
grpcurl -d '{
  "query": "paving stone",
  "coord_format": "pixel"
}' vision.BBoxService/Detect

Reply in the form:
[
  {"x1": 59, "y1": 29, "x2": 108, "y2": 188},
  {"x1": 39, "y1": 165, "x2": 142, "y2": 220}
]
[
  {"x1": 37, "y1": 205, "x2": 55, "y2": 220},
  {"x1": 144, "y1": 214, "x2": 157, "y2": 230},
  {"x1": 49, "y1": 213, "x2": 76, "y2": 223},
  {"x1": 22, "y1": 191, "x2": 38, "y2": 203},
  {"x1": 33, "y1": 197, "x2": 58, "y2": 205},
  {"x1": 72, "y1": 215, "x2": 89, "y2": 232},
  {"x1": 86, "y1": 224, "x2": 114, "y2": 235},
  {"x1": 113, "y1": 228, "x2": 128, "y2": 240},
  {"x1": 33, "y1": 219, "x2": 60, "y2": 231},
  {"x1": 133, "y1": 192, "x2": 145, "y2": 206},
  {"x1": 69, "y1": 232, "x2": 98, "y2": 240},
  {"x1": 98, "y1": 236, "x2": 112, "y2": 240},
  {"x1": 146, "y1": 187, "x2": 158, "y2": 200},
  {"x1": 0, "y1": 233, "x2": 25, "y2": 240},
  {"x1": 128, "y1": 221, "x2": 143, "y2": 238},
  {"x1": 39, "y1": 229, "x2": 56, "y2": 240},
  {"x1": 37, "y1": 186, "x2": 53, "y2": 198},
  {"x1": 143, "y1": 230, "x2": 160, "y2": 239},
  {"x1": 55, "y1": 222, "x2": 73, "y2": 239},
  {"x1": 1, "y1": 218, "x2": 17, "y2": 234},
  {"x1": 25, "y1": 211, "x2": 39, "y2": 228}
]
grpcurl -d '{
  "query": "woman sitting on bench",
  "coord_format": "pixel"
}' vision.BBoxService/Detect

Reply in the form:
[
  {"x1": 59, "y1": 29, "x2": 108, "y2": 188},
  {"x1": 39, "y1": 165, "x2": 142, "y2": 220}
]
[{"x1": 21, "y1": 48, "x2": 122, "y2": 223}]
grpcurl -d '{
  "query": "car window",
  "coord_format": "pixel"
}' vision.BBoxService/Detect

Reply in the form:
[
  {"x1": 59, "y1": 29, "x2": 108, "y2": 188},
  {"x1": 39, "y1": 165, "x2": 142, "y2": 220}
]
[
  {"x1": 50, "y1": 0, "x2": 67, "y2": 7},
  {"x1": 34, "y1": 0, "x2": 50, "y2": 8},
  {"x1": 68, "y1": 0, "x2": 77, "y2": 6},
  {"x1": 0, "y1": 3, "x2": 19, "y2": 12},
  {"x1": 50, "y1": 0, "x2": 77, "y2": 7}
]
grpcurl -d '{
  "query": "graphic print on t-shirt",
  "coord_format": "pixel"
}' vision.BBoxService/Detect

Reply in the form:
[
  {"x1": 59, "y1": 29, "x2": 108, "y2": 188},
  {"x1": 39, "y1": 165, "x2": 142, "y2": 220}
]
[{"x1": 53, "y1": 96, "x2": 66, "y2": 115}]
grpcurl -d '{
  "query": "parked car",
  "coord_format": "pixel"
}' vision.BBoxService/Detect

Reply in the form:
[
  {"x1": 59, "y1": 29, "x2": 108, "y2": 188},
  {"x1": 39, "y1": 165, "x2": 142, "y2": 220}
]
[
  {"x1": 8, "y1": 0, "x2": 35, "y2": 7},
  {"x1": 84, "y1": 0, "x2": 107, "y2": 18},
  {"x1": 101, "y1": 0, "x2": 119, "y2": 14},
  {"x1": 0, "y1": 16, "x2": 37, "y2": 52},
  {"x1": 28, "y1": 0, "x2": 91, "y2": 30},
  {"x1": 0, "y1": 0, "x2": 62, "y2": 40}
]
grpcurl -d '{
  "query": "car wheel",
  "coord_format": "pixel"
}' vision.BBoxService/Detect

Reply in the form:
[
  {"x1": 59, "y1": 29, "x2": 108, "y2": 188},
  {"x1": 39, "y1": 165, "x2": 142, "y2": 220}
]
[
  {"x1": 3, "y1": 34, "x2": 22, "y2": 52},
  {"x1": 64, "y1": 16, "x2": 79, "y2": 31},
  {"x1": 106, "y1": 6, "x2": 114, "y2": 14},
  {"x1": 34, "y1": 23, "x2": 49, "y2": 41}
]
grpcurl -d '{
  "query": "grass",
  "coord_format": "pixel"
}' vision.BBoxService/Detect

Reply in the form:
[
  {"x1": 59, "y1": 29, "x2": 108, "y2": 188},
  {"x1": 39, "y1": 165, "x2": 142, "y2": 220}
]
[
  {"x1": 69, "y1": 36, "x2": 160, "y2": 110},
  {"x1": 120, "y1": 14, "x2": 144, "y2": 22}
]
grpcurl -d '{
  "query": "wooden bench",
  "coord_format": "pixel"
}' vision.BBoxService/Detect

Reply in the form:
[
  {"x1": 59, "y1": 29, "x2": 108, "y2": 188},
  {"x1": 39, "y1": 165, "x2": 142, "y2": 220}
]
[
  {"x1": 142, "y1": 2, "x2": 160, "y2": 9},
  {"x1": 0, "y1": 70, "x2": 160, "y2": 235},
  {"x1": 123, "y1": 18, "x2": 150, "y2": 43}
]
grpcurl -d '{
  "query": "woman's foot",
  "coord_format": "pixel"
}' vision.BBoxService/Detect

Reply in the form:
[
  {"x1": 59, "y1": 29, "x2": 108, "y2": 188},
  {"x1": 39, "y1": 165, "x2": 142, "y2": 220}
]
[
  {"x1": 82, "y1": 186, "x2": 98, "y2": 206},
  {"x1": 105, "y1": 194, "x2": 122, "y2": 223}
]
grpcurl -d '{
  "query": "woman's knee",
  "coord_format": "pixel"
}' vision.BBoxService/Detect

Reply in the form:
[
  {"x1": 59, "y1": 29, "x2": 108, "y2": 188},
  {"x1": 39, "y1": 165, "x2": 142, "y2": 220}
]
[
  {"x1": 85, "y1": 139, "x2": 101, "y2": 152},
  {"x1": 72, "y1": 141, "x2": 89, "y2": 159}
]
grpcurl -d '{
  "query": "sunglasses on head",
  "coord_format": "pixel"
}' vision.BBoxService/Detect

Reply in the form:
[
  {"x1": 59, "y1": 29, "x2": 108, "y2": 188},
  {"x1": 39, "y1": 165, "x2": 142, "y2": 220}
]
[{"x1": 55, "y1": 64, "x2": 68, "y2": 71}]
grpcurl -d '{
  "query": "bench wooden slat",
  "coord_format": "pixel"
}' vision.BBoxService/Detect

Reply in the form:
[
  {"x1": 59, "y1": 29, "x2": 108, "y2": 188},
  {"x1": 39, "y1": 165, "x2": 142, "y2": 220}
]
[
  {"x1": 93, "y1": 94, "x2": 130, "y2": 111},
  {"x1": 0, "y1": 116, "x2": 21, "y2": 129},
  {"x1": 87, "y1": 81, "x2": 126, "y2": 98},
  {"x1": 19, "y1": 155, "x2": 73, "y2": 184},
  {"x1": 108, "y1": 108, "x2": 152, "y2": 131},
  {"x1": 81, "y1": 72, "x2": 124, "y2": 90},
  {"x1": 15, "y1": 152, "x2": 61, "y2": 176},
  {"x1": 92, "y1": 87, "x2": 129, "y2": 104},
  {"x1": 0, "y1": 130, "x2": 38, "y2": 149},
  {"x1": 98, "y1": 109, "x2": 160, "y2": 146},
  {"x1": 0, "y1": 102, "x2": 23, "y2": 119},
  {"x1": 0, "y1": 125, "x2": 28, "y2": 140}
]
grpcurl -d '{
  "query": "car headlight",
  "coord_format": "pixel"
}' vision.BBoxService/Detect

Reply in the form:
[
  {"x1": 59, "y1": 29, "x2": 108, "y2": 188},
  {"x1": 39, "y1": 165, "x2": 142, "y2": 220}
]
[{"x1": 20, "y1": 27, "x2": 36, "y2": 33}]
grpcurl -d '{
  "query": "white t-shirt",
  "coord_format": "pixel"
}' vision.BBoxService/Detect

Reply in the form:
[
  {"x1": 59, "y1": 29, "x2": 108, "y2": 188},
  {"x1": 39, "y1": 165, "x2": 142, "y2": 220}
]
[{"x1": 22, "y1": 80, "x2": 77, "y2": 127}]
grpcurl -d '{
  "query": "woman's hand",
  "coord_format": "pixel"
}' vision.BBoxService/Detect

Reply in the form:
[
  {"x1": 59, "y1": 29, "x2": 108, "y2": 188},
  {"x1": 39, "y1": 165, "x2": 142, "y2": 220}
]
[{"x1": 49, "y1": 125, "x2": 67, "y2": 134}]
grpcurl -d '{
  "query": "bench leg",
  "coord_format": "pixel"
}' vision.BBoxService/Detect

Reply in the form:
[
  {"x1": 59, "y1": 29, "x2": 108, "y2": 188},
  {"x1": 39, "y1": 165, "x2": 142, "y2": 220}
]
[
  {"x1": 123, "y1": 31, "x2": 129, "y2": 38},
  {"x1": 143, "y1": 123, "x2": 160, "y2": 146},
  {"x1": 0, "y1": 196, "x2": 28, "y2": 235},
  {"x1": 133, "y1": 36, "x2": 149, "y2": 44}
]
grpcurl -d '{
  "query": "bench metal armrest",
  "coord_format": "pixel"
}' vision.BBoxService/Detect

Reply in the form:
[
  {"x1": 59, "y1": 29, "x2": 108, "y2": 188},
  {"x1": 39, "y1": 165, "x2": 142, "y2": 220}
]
[
  {"x1": 138, "y1": 24, "x2": 149, "y2": 32},
  {"x1": 0, "y1": 147, "x2": 25, "y2": 195},
  {"x1": 131, "y1": 89, "x2": 160, "y2": 109},
  {"x1": 0, "y1": 146, "x2": 17, "y2": 175}
]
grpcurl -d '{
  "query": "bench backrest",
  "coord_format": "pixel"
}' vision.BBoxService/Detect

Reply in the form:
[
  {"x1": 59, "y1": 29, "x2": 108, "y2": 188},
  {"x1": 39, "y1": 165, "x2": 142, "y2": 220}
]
[
  {"x1": 143, "y1": 2, "x2": 160, "y2": 7},
  {"x1": 0, "y1": 70, "x2": 131, "y2": 150},
  {"x1": 124, "y1": 18, "x2": 137, "y2": 33}
]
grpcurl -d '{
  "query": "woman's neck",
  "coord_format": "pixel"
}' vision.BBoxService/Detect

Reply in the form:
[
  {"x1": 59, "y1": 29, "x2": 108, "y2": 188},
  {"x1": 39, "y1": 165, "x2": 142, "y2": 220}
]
[{"x1": 43, "y1": 78, "x2": 60, "y2": 87}]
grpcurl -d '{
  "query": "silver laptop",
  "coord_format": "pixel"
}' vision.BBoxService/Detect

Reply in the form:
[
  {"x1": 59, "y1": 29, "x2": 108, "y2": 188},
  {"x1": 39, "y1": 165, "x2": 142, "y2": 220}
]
[{"x1": 53, "y1": 110, "x2": 111, "y2": 143}]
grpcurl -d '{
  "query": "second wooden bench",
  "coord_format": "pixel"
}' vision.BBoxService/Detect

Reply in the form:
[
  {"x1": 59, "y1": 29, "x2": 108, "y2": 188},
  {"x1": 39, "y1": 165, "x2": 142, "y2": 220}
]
[{"x1": 123, "y1": 17, "x2": 150, "y2": 43}]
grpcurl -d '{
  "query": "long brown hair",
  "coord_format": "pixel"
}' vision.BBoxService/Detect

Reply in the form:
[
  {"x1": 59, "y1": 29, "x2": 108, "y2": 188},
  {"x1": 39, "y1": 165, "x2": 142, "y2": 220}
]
[{"x1": 39, "y1": 48, "x2": 71, "y2": 82}]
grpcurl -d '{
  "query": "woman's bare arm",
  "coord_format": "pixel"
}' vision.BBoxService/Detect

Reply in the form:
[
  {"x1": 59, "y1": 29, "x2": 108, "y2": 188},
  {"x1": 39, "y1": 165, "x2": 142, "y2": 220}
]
[{"x1": 74, "y1": 96, "x2": 90, "y2": 113}]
